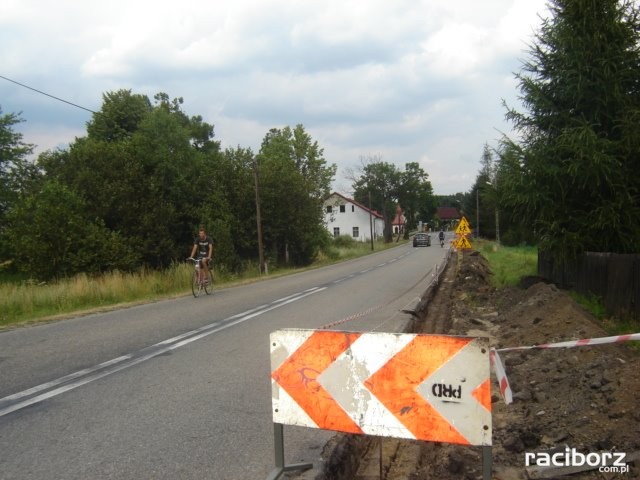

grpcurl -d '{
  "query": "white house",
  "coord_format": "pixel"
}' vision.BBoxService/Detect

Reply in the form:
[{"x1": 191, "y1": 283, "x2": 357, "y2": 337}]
[{"x1": 323, "y1": 192, "x2": 384, "y2": 242}]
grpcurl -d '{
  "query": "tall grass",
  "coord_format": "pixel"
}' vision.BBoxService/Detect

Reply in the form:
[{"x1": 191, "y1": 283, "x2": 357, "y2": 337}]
[
  {"x1": 476, "y1": 240, "x2": 538, "y2": 288},
  {"x1": 0, "y1": 237, "x2": 406, "y2": 328},
  {"x1": 0, "y1": 263, "x2": 192, "y2": 328}
]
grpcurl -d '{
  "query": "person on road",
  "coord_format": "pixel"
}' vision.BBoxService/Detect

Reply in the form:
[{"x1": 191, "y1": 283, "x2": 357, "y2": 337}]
[
  {"x1": 190, "y1": 227, "x2": 214, "y2": 281},
  {"x1": 439, "y1": 229, "x2": 445, "y2": 246}
]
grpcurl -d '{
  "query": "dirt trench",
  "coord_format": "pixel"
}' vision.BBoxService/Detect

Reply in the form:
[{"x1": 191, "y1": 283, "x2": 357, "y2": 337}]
[{"x1": 295, "y1": 250, "x2": 640, "y2": 480}]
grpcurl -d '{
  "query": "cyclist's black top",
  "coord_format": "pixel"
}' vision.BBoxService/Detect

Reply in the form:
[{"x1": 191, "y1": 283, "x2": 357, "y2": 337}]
[
  {"x1": 439, "y1": 231, "x2": 445, "y2": 240},
  {"x1": 194, "y1": 235, "x2": 213, "y2": 258}
]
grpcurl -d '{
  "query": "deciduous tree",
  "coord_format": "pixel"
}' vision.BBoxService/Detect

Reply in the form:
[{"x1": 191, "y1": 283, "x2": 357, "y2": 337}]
[
  {"x1": 0, "y1": 107, "x2": 36, "y2": 260},
  {"x1": 352, "y1": 158, "x2": 401, "y2": 242},
  {"x1": 257, "y1": 125, "x2": 335, "y2": 264}
]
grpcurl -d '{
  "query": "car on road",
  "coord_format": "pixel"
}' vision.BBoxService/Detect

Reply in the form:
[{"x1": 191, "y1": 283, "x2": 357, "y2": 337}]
[{"x1": 413, "y1": 232, "x2": 431, "y2": 247}]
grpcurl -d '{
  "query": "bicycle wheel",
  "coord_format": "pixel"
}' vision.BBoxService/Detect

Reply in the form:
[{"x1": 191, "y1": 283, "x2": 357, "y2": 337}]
[
  {"x1": 192, "y1": 271, "x2": 200, "y2": 298},
  {"x1": 204, "y1": 270, "x2": 214, "y2": 295}
]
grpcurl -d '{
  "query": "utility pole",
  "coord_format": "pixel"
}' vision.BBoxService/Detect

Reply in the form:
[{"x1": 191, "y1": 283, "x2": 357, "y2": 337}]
[
  {"x1": 476, "y1": 188, "x2": 480, "y2": 238},
  {"x1": 254, "y1": 157, "x2": 266, "y2": 274},
  {"x1": 494, "y1": 176, "x2": 500, "y2": 245},
  {"x1": 369, "y1": 191, "x2": 374, "y2": 251}
]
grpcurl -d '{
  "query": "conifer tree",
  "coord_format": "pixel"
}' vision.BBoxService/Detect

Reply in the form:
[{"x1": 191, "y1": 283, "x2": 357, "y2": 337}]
[{"x1": 501, "y1": 0, "x2": 640, "y2": 256}]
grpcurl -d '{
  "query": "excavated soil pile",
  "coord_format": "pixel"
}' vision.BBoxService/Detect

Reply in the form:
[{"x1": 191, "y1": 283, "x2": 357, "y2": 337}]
[{"x1": 314, "y1": 250, "x2": 640, "y2": 480}]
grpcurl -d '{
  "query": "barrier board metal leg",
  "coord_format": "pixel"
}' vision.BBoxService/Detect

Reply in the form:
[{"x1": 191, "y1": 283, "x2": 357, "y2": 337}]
[
  {"x1": 483, "y1": 445, "x2": 492, "y2": 480},
  {"x1": 265, "y1": 423, "x2": 313, "y2": 480}
]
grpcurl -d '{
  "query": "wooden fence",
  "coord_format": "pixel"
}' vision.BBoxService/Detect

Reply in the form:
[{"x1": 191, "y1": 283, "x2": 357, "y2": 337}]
[{"x1": 538, "y1": 251, "x2": 640, "y2": 319}]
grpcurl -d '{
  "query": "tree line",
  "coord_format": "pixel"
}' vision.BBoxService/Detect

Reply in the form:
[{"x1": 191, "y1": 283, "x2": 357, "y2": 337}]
[
  {"x1": 1, "y1": 91, "x2": 438, "y2": 280},
  {"x1": 0, "y1": 91, "x2": 339, "y2": 279},
  {"x1": 348, "y1": 155, "x2": 436, "y2": 242}
]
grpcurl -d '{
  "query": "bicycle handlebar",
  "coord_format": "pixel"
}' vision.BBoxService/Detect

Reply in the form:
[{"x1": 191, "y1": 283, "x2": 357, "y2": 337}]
[{"x1": 187, "y1": 257, "x2": 213, "y2": 266}]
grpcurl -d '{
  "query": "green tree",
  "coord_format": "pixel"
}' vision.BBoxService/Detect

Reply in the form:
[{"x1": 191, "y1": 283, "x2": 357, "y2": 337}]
[
  {"x1": 128, "y1": 107, "x2": 201, "y2": 266},
  {"x1": 257, "y1": 125, "x2": 335, "y2": 264},
  {"x1": 352, "y1": 158, "x2": 402, "y2": 242},
  {"x1": 153, "y1": 92, "x2": 220, "y2": 154},
  {"x1": 86, "y1": 90, "x2": 152, "y2": 142},
  {"x1": 471, "y1": 144, "x2": 498, "y2": 239},
  {"x1": 6, "y1": 180, "x2": 136, "y2": 279},
  {"x1": 501, "y1": 0, "x2": 640, "y2": 256},
  {"x1": 493, "y1": 141, "x2": 535, "y2": 245},
  {"x1": 0, "y1": 107, "x2": 37, "y2": 260},
  {"x1": 217, "y1": 146, "x2": 259, "y2": 262},
  {"x1": 41, "y1": 90, "x2": 222, "y2": 271},
  {"x1": 398, "y1": 162, "x2": 435, "y2": 234}
]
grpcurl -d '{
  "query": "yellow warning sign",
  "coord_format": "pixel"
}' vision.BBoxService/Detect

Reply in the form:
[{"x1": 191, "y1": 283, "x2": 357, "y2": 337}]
[
  {"x1": 454, "y1": 236, "x2": 472, "y2": 250},
  {"x1": 455, "y1": 216, "x2": 472, "y2": 236}
]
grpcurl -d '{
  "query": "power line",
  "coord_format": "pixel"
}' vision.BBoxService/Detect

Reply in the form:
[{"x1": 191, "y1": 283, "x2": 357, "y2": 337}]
[{"x1": 0, "y1": 74, "x2": 96, "y2": 114}]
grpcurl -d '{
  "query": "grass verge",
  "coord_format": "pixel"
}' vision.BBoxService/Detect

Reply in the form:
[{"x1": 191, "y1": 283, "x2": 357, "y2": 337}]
[
  {"x1": 475, "y1": 240, "x2": 538, "y2": 288},
  {"x1": 475, "y1": 240, "x2": 639, "y2": 352},
  {"x1": 0, "y1": 237, "x2": 407, "y2": 329}
]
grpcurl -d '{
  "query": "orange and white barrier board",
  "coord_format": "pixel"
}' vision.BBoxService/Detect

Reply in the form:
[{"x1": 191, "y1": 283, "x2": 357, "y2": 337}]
[{"x1": 271, "y1": 329, "x2": 492, "y2": 446}]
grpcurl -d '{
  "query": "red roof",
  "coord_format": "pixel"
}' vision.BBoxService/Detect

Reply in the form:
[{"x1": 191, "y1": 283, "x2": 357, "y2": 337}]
[
  {"x1": 436, "y1": 207, "x2": 460, "y2": 220},
  {"x1": 392, "y1": 204, "x2": 406, "y2": 225}
]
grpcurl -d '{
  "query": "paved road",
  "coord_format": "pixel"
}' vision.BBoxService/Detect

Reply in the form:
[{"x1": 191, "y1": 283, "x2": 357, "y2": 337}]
[{"x1": 0, "y1": 241, "x2": 449, "y2": 480}]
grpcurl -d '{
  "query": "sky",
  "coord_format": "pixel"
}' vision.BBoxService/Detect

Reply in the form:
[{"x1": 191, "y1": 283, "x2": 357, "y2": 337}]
[{"x1": 1, "y1": 0, "x2": 550, "y2": 195}]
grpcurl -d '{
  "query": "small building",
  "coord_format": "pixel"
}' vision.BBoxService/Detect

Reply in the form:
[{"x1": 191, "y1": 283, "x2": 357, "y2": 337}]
[
  {"x1": 435, "y1": 207, "x2": 461, "y2": 229},
  {"x1": 391, "y1": 204, "x2": 406, "y2": 234},
  {"x1": 323, "y1": 192, "x2": 384, "y2": 242}
]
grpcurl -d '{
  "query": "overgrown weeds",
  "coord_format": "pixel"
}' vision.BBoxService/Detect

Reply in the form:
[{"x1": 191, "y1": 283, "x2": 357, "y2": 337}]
[
  {"x1": 0, "y1": 263, "x2": 192, "y2": 328},
  {"x1": 476, "y1": 240, "x2": 538, "y2": 288},
  {"x1": 0, "y1": 237, "x2": 405, "y2": 328}
]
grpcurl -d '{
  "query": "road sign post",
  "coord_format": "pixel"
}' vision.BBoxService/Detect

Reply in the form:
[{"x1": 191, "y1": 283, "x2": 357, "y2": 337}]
[{"x1": 454, "y1": 216, "x2": 473, "y2": 250}]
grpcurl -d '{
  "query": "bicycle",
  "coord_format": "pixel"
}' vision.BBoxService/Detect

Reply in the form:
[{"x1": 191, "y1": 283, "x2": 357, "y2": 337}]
[{"x1": 187, "y1": 257, "x2": 214, "y2": 297}]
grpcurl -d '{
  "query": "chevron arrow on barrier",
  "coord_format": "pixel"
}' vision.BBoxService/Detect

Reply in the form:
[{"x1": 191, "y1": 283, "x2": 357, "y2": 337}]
[{"x1": 270, "y1": 329, "x2": 492, "y2": 446}]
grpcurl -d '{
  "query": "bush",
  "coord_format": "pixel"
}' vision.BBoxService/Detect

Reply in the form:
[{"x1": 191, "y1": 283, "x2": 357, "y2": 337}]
[{"x1": 332, "y1": 235, "x2": 357, "y2": 248}]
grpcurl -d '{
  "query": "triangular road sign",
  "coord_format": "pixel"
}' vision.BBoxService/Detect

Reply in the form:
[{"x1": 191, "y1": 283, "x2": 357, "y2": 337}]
[
  {"x1": 455, "y1": 216, "x2": 472, "y2": 236},
  {"x1": 455, "y1": 235, "x2": 472, "y2": 250}
]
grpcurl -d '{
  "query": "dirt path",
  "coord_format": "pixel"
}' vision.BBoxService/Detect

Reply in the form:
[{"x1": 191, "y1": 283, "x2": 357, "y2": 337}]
[{"x1": 312, "y1": 249, "x2": 640, "y2": 480}]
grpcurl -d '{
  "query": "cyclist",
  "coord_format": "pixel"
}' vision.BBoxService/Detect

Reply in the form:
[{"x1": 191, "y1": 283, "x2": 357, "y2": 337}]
[
  {"x1": 439, "y1": 229, "x2": 445, "y2": 247},
  {"x1": 190, "y1": 227, "x2": 214, "y2": 282}
]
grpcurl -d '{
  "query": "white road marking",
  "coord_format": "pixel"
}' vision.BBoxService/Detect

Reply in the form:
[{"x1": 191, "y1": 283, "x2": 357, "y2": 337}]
[
  {"x1": 1, "y1": 249, "x2": 427, "y2": 418},
  {"x1": 0, "y1": 287, "x2": 326, "y2": 418}
]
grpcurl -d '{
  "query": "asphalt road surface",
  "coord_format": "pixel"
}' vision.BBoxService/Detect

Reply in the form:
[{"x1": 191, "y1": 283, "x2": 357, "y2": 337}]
[{"x1": 0, "y1": 240, "x2": 449, "y2": 480}]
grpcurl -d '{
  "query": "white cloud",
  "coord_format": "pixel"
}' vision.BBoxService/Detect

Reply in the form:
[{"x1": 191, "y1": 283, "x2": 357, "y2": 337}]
[{"x1": 0, "y1": 0, "x2": 549, "y2": 194}]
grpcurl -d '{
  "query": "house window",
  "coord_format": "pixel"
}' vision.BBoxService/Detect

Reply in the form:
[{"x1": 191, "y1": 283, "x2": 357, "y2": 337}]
[
  {"x1": 352, "y1": 227, "x2": 359, "y2": 238},
  {"x1": 333, "y1": 227, "x2": 340, "y2": 237},
  {"x1": 340, "y1": 205, "x2": 346, "y2": 213},
  {"x1": 326, "y1": 205, "x2": 332, "y2": 213}
]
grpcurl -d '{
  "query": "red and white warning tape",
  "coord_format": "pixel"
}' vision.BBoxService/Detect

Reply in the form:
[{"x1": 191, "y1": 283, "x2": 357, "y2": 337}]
[
  {"x1": 496, "y1": 332, "x2": 640, "y2": 352},
  {"x1": 490, "y1": 349, "x2": 513, "y2": 405},
  {"x1": 491, "y1": 333, "x2": 640, "y2": 405},
  {"x1": 319, "y1": 304, "x2": 385, "y2": 330}
]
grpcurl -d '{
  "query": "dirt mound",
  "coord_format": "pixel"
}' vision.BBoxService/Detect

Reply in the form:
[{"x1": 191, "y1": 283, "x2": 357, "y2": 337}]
[
  {"x1": 317, "y1": 249, "x2": 640, "y2": 480},
  {"x1": 416, "y1": 250, "x2": 639, "y2": 480}
]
